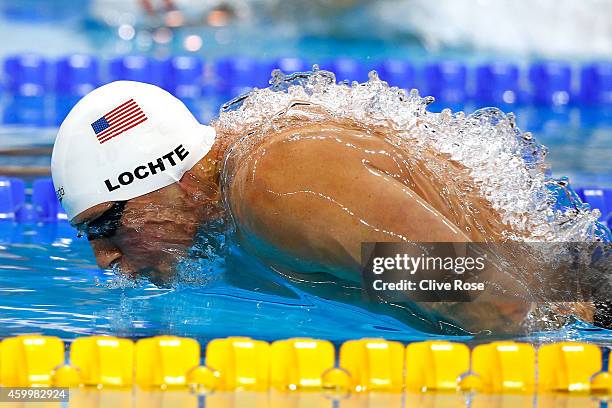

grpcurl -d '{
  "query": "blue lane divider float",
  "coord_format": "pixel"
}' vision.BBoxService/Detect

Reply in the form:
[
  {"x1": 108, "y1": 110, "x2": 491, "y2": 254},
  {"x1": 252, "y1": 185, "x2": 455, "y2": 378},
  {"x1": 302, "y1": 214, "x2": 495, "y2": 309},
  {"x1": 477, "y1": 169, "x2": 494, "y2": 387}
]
[
  {"x1": 328, "y1": 57, "x2": 371, "y2": 83},
  {"x1": 55, "y1": 54, "x2": 99, "y2": 97},
  {"x1": 529, "y1": 61, "x2": 573, "y2": 106},
  {"x1": 2, "y1": 54, "x2": 50, "y2": 126},
  {"x1": 214, "y1": 56, "x2": 275, "y2": 98},
  {"x1": 0, "y1": 177, "x2": 23, "y2": 220},
  {"x1": 581, "y1": 62, "x2": 612, "y2": 105},
  {"x1": 2, "y1": 55, "x2": 612, "y2": 129},
  {"x1": 0, "y1": 177, "x2": 611, "y2": 234},
  {"x1": 0, "y1": 177, "x2": 76, "y2": 245},
  {"x1": 164, "y1": 56, "x2": 203, "y2": 100},
  {"x1": 3, "y1": 54, "x2": 49, "y2": 95},
  {"x1": 376, "y1": 59, "x2": 416, "y2": 90},
  {"x1": 109, "y1": 55, "x2": 163, "y2": 87},
  {"x1": 474, "y1": 62, "x2": 520, "y2": 105},
  {"x1": 275, "y1": 57, "x2": 310, "y2": 75},
  {"x1": 31, "y1": 178, "x2": 67, "y2": 222},
  {"x1": 576, "y1": 187, "x2": 612, "y2": 227},
  {"x1": 54, "y1": 55, "x2": 100, "y2": 126},
  {"x1": 0, "y1": 177, "x2": 66, "y2": 223},
  {"x1": 424, "y1": 61, "x2": 468, "y2": 102}
]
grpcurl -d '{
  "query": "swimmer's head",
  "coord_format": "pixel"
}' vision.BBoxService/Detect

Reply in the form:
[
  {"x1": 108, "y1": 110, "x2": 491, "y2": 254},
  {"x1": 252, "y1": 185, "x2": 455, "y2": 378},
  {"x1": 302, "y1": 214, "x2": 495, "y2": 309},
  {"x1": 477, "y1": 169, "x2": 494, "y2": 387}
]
[
  {"x1": 52, "y1": 81, "x2": 219, "y2": 280},
  {"x1": 52, "y1": 80, "x2": 216, "y2": 221}
]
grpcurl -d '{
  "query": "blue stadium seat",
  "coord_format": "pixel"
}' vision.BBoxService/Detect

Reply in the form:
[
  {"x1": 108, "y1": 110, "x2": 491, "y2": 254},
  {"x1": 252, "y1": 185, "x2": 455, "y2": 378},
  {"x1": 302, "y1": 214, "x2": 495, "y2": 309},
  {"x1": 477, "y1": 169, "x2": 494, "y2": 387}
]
[
  {"x1": 528, "y1": 62, "x2": 573, "y2": 106},
  {"x1": 474, "y1": 62, "x2": 520, "y2": 105}
]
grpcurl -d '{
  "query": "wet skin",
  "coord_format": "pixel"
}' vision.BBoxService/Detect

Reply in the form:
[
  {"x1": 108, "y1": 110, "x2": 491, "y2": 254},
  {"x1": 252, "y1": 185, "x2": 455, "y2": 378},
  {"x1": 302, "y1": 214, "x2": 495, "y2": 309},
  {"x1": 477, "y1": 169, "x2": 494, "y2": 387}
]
[{"x1": 75, "y1": 114, "x2": 593, "y2": 333}]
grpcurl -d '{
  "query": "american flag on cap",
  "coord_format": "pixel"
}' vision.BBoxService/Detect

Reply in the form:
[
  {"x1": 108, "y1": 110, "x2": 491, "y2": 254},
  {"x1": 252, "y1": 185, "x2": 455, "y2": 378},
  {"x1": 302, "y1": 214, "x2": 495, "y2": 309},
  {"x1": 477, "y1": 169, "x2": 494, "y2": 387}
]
[{"x1": 91, "y1": 98, "x2": 148, "y2": 144}]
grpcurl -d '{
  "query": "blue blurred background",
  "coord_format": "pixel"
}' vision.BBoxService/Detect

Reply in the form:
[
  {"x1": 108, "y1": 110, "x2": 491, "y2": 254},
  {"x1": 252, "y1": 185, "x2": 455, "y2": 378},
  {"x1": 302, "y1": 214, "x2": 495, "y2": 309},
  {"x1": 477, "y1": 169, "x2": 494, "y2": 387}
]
[{"x1": 1, "y1": 0, "x2": 611, "y2": 227}]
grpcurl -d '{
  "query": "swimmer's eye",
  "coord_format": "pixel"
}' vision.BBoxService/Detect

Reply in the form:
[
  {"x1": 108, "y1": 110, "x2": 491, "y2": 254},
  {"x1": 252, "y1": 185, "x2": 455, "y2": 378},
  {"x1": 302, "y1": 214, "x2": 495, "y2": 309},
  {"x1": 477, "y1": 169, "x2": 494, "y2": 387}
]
[{"x1": 75, "y1": 201, "x2": 127, "y2": 241}]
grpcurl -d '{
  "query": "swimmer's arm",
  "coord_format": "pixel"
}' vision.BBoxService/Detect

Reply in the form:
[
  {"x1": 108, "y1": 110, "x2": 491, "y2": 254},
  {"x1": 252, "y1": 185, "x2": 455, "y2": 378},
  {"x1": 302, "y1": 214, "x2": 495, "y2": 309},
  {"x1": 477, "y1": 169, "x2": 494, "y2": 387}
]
[{"x1": 227, "y1": 126, "x2": 470, "y2": 275}]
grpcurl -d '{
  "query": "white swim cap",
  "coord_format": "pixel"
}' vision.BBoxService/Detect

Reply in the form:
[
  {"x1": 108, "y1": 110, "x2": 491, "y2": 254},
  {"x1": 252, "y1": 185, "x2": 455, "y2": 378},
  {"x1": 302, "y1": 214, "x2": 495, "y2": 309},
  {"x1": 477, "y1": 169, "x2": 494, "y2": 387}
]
[{"x1": 51, "y1": 80, "x2": 216, "y2": 221}]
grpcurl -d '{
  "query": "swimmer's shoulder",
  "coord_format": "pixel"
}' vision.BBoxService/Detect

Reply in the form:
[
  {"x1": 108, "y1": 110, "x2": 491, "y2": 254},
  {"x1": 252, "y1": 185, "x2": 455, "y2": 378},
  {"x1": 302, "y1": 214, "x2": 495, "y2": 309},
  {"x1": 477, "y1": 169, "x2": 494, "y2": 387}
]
[{"x1": 223, "y1": 121, "x2": 408, "y2": 196}]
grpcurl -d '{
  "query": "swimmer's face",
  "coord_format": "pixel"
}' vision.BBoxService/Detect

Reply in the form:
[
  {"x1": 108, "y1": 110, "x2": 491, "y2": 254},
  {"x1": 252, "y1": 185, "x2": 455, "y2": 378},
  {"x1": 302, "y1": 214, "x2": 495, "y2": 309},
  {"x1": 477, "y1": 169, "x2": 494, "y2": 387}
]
[{"x1": 74, "y1": 167, "x2": 221, "y2": 283}]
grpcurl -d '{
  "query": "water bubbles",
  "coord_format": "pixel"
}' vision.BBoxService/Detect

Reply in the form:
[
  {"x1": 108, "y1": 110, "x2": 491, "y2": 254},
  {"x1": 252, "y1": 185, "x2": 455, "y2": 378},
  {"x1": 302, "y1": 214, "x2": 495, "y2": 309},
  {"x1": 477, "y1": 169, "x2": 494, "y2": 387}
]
[
  {"x1": 269, "y1": 69, "x2": 286, "y2": 88},
  {"x1": 440, "y1": 108, "x2": 452, "y2": 121},
  {"x1": 470, "y1": 107, "x2": 508, "y2": 127},
  {"x1": 423, "y1": 96, "x2": 435, "y2": 106},
  {"x1": 215, "y1": 69, "x2": 609, "y2": 243},
  {"x1": 507, "y1": 112, "x2": 517, "y2": 127}
]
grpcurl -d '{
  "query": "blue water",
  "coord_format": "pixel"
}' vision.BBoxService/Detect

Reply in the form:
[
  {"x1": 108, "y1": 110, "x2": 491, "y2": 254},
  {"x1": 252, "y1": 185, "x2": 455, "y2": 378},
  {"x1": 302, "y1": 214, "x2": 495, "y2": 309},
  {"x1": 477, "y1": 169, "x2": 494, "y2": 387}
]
[
  {"x1": 0, "y1": 223, "x2": 444, "y2": 343},
  {"x1": 2, "y1": 221, "x2": 612, "y2": 345}
]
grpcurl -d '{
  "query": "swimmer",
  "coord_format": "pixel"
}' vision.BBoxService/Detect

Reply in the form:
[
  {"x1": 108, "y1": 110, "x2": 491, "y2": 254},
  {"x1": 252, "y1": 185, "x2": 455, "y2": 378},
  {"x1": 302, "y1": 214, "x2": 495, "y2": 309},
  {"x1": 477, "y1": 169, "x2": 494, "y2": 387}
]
[{"x1": 51, "y1": 77, "x2": 600, "y2": 334}]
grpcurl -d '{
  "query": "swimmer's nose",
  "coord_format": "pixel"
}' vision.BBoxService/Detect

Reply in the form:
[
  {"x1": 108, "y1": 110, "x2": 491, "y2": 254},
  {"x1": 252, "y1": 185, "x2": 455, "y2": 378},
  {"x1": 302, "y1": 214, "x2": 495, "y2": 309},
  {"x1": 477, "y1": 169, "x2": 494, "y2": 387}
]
[{"x1": 89, "y1": 239, "x2": 123, "y2": 270}]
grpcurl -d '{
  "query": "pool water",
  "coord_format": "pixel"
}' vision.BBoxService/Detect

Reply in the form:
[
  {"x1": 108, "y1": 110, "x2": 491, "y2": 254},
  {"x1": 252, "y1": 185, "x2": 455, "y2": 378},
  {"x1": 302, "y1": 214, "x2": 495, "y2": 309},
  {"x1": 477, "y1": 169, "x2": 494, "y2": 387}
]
[
  {"x1": 516, "y1": 106, "x2": 612, "y2": 188},
  {"x1": 0, "y1": 223, "x2": 437, "y2": 343},
  {"x1": 1, "y1": 208, "x2": 612, "y2": 345}
]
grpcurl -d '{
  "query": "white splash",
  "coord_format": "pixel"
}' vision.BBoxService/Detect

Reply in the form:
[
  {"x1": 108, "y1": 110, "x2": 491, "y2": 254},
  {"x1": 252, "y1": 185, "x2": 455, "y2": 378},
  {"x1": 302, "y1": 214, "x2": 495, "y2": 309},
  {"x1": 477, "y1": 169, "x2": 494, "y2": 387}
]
[{"x1": 215, "y1": 69, "x2": 605, "y2": 242}]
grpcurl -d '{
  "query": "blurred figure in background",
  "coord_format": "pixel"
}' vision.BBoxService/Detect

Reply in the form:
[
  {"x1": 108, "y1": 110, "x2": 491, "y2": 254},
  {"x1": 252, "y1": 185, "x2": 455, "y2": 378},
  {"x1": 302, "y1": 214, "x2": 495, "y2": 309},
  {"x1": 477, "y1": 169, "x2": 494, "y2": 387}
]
[
  {"x1": 86, "y1": 0, "x2": 612, "y2": 57},
  {"x1": 6, "y1": 0, "x2": 607, "y2": 57}
]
